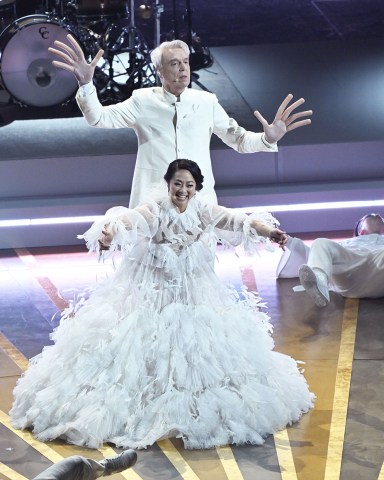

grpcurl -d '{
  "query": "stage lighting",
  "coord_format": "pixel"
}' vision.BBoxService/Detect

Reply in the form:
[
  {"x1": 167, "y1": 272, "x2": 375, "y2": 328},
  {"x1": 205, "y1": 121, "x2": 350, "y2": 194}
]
[{"x1": 136, "y1": 4, "x2": 152, "y2": 20}]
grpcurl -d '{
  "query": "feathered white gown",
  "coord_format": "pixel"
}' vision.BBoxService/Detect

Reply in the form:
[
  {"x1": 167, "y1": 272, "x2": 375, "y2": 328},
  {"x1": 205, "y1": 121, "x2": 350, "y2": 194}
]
[{"x1": 10, "y1": 196, "x2": 314, "y2": 449}]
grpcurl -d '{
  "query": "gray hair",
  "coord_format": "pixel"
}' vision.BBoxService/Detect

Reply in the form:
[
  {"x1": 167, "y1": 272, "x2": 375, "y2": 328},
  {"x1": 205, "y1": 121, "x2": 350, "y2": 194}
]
[{"x1": 150, "y1": 40, "x2": 190, "y2": 69}]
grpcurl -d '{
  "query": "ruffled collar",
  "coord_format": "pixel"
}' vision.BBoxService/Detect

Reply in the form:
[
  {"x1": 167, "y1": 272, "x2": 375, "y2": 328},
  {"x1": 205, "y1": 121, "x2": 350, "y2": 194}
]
[{"x1": 162, "y1": 195, "x2": 199, "y2": 218}]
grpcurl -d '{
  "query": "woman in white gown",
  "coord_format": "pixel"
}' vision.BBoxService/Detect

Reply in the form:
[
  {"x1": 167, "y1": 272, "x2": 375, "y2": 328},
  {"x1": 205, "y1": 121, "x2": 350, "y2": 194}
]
[{"x1": 10, "y1": 159, "x2": 314, "y2": 450}]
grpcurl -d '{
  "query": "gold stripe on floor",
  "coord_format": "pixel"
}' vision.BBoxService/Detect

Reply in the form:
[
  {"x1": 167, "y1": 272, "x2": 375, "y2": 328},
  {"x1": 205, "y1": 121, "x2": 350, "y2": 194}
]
[
  {"x1": 274, "y1": 429, "x2": 298, "y2": 480},
  {"x1": 1, "y1": 410, "x2": 143, "y2": 479},
  {"x1": 238, "y1": 263, "x2": 297, "y2": 480},
  {"x1": 157, "y1": 439, "x2": 200, "y2": 479},
  {"x1": 98, "y1": 445, "x2": 144, "y2": 480},
  {"x1": 0, "y1": 410, "x2": 63, "y2": 464},
  {"x1": 241, "y1": 261, "x2": 298, "y2": 479},
  {"x1": 378, "y1": 461, "x2": 384, "y2": 480},
  {"x1": 0, "y1": 463, "x2": 27, "y2": 480},
  {"x1": 215, "y1": 446, "x2": 244, "y2": 479},
  {"x1": 0, "y1": 333, "x2": 29, "y2": 372},
  {"x1": 324, "y1": 298, "x2": 359, "y2": 480}
]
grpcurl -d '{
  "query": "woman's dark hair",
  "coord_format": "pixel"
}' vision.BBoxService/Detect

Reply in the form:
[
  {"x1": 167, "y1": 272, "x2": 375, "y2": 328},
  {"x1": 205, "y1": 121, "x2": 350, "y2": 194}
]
[{"x1": 164, "y1": 159, "x2": 204, "y2": 191}]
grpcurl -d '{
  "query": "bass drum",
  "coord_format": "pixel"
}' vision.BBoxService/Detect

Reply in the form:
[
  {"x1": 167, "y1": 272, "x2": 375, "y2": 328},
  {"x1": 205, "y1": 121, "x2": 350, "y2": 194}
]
[
  {"x1": 0, "y1": 15, "x2": 80, "y2": 107},
  {"x1": 75, "y1": 0, "x2": 129, "y2": 23}
]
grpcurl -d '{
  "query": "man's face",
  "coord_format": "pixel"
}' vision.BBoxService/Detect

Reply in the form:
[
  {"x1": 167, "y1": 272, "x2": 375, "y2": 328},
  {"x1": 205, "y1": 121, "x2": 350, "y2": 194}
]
[
  {"x1": 357, "y1": 214, "x2": 384, "y2": 235},
  {"x1": 158, "y1": 47, "x2": 190, "y2": 95}
]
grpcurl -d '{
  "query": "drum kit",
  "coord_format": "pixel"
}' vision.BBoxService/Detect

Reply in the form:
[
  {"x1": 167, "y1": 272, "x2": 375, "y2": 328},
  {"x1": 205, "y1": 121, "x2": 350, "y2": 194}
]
[{"x1": 0, "y1": 0, "x2": 159, "y2": 107}]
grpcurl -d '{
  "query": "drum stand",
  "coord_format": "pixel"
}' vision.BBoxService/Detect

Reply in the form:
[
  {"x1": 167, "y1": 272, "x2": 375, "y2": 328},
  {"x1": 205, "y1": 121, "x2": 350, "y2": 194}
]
[
  {"x1": 153, "y1": 0, "x2": 164, "y2": 48},
  {"x1": 43, "y1": 0, "x2": 65, "y2": 17},
  {"x1": 94, "y1": 0, "x2": 157, "y2": 104},
  {"x1": 171, "y1": 0, "x2": 213, "y2": 92}
]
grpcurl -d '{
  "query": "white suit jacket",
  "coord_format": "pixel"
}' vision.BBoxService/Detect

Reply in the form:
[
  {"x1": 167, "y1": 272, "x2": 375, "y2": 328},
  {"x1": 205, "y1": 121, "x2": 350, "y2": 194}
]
[{"x1": 76, "y1": 86, "x2": 277, "y2": 207}]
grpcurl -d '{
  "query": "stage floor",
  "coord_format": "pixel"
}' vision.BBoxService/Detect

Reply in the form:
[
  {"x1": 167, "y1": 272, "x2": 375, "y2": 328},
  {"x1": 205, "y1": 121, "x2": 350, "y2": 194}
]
[{"x1": 0, "y1": 240, "x2": 383, "y2": 480}]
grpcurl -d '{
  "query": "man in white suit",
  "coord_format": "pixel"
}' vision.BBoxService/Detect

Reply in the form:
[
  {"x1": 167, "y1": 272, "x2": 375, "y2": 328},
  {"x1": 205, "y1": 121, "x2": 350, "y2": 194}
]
[
  {"x1": 276, "y1": 213, "x2": 384, "y2": 307},
  {"x1": 48, "y1": 36, "x2": 312, "y2": 207}
]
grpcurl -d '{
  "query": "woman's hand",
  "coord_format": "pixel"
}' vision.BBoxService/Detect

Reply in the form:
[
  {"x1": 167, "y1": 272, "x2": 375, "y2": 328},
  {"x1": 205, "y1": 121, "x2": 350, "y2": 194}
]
[
  {"x1": 250, "y1": 219, "x2": 287, "y2": 246},
  {"x1": 98, "y1": 227, "x2": 113, "y2": 251},
  {"x1": 269, "y1": 228, "x2": 288, "y2": 250}
]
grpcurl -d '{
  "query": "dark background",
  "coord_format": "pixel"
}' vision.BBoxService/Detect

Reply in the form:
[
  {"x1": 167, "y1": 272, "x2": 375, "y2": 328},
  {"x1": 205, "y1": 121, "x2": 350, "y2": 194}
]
[
  {"x1": 11, "y1": 0, "x2": 384, "y2": 48},
  {"x1": 2, "y1": 0, "x2": 384, "y2": 125}
]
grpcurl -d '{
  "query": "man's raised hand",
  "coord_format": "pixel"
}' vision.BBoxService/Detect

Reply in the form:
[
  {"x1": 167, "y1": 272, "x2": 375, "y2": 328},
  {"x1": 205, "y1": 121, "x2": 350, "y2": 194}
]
[
  {"x1": 48, "y1": 34, "x2": 104, "y2": 85},
  {"x1": 254, "y1": 94, "x2": 312, "y2": 144}
]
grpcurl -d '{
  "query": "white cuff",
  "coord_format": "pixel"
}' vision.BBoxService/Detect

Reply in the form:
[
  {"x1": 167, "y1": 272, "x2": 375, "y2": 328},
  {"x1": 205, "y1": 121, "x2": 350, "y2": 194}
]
[
  {"x1": 261, "y1": 133, "x2": 277, "y2": 149},
  {"x1": 78, "y1": 82, "x2": 94, "y2": 97}
]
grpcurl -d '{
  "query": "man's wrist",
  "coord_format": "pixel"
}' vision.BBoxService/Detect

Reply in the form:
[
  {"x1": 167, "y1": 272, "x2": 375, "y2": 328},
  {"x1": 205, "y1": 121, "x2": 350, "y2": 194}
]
[
  {"x1": 261, "y1": 133, "x2": 276, "y2": 148},
  {"x1": 78, "y1": 81, "x2": 94, "y2": 96}
]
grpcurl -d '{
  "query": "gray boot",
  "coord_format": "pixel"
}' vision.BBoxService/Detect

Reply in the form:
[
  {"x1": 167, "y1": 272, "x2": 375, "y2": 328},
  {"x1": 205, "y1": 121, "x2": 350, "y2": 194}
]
[{"x1": 99, "y1": 450, "x2": 137, "y2": 476}]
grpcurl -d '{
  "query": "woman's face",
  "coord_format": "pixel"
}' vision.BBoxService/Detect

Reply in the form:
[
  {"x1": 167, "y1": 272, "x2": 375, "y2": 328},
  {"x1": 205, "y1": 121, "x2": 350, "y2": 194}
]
[{"x1": 168, "y1": 169, "x2": 196, "y2": 212}]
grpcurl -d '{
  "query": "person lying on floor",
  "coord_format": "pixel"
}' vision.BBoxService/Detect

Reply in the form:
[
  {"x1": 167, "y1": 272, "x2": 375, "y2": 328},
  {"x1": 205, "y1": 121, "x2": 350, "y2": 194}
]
[{"x1": 275, "y1": 213, "x2": 384, "y2": 307}]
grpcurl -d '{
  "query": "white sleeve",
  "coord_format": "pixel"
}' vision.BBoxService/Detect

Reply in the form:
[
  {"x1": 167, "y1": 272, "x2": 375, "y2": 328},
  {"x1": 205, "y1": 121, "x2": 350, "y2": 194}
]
[
  {"x1": 77, "y1": 82, "x2": 95, "y2": 97},
  {"x1": 79, "y1": 205, "x2": 156, "y2": 259},
  {"x1": 212, "y1": 96, "x2": 278, "y2": 153},
  {"x1": 200, "y1": 203, "x2": 278, "y2": 251},
  {"x1": 76, "y1": 86, "x2": 140, "y2": 128}
]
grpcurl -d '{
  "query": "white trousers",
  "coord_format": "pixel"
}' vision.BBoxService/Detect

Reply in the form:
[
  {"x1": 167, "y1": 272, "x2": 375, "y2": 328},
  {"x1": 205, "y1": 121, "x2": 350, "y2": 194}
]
[
  {"x1": 308, "y1": 238, "x2": 384, "y2": 298},
  {"x1": 32, "y1": 455, "x2": 104, "y2": 480}
]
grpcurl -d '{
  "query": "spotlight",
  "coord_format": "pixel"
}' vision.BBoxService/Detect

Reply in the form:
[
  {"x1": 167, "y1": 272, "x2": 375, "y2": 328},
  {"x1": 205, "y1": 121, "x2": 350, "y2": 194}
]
[{"x1": 136, "y1": 4, "x2": 152, "y2": 20}]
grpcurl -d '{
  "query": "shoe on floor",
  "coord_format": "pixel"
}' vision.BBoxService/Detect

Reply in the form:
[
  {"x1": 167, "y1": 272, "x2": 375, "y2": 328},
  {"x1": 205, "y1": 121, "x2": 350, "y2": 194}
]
[
  {"x1": 100, "y1": 449, "x2": 137, "y2": 476},
  {"x1": 299, "y1": 264, "x2": 330, "y2": 307}
]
